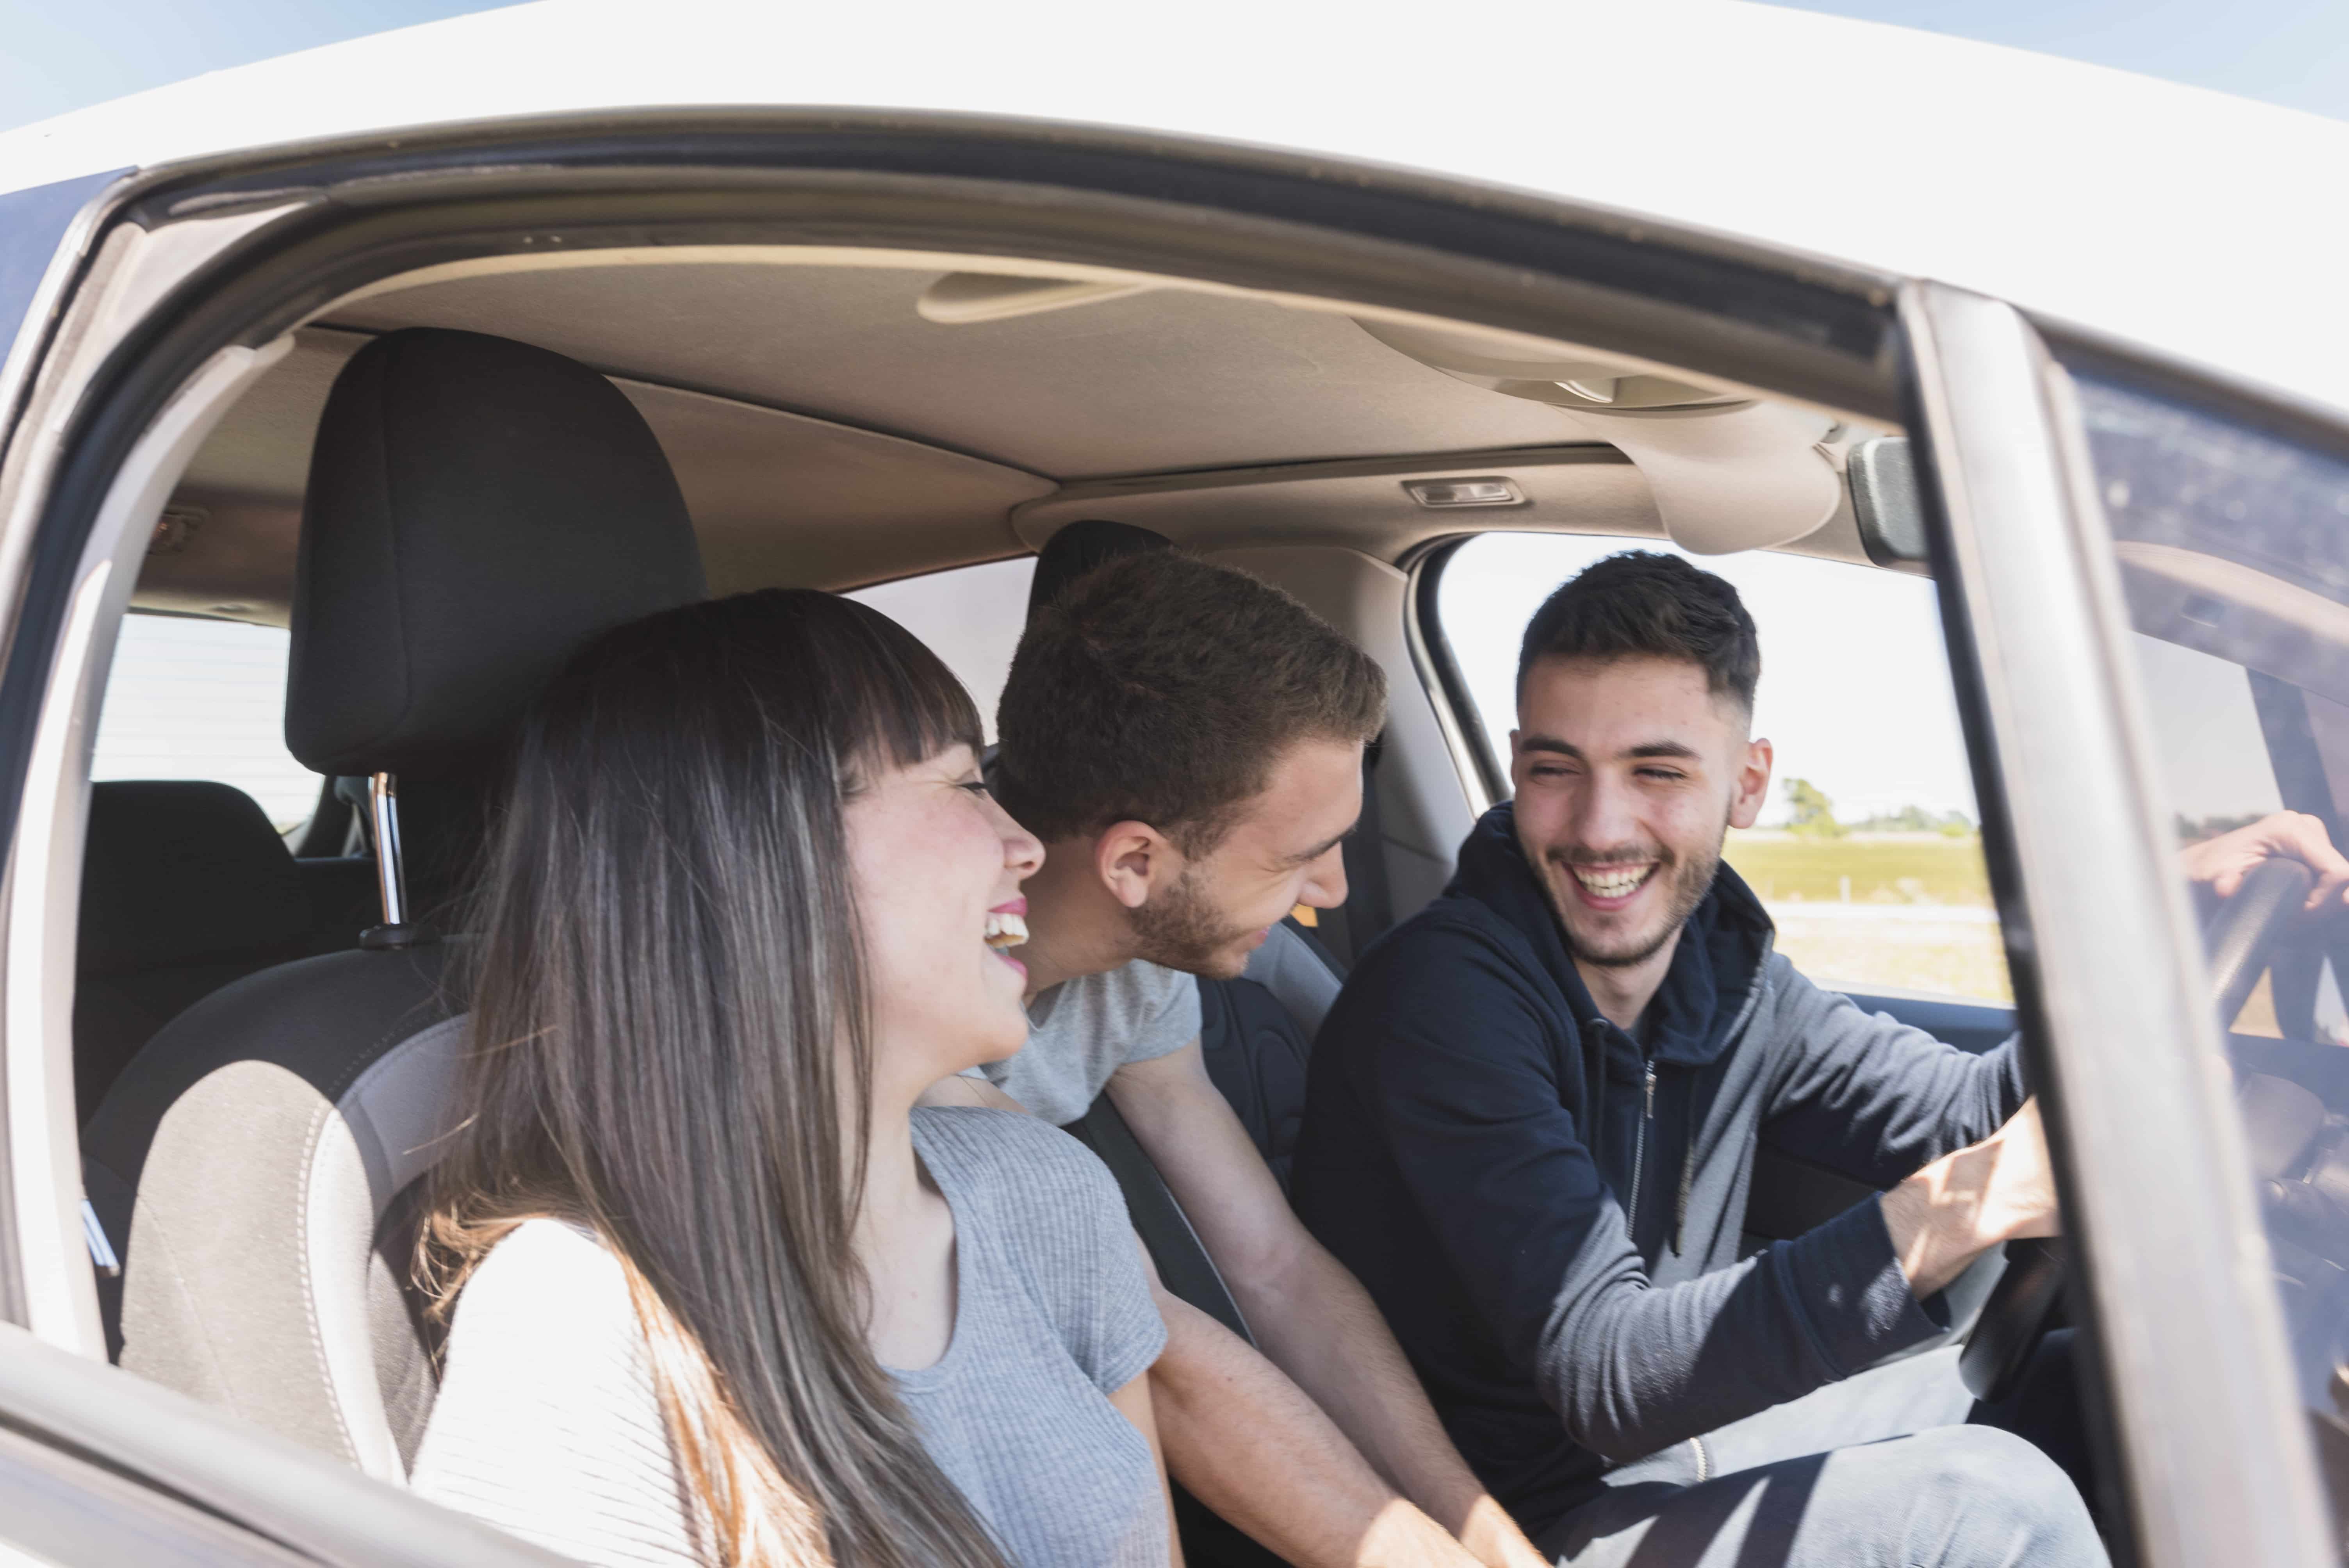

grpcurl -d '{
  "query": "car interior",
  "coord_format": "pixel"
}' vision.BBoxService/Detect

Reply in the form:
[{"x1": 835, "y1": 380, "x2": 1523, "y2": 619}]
[{"x1": 62, "y1": 247, "x2": 2038, "y2": 1561}]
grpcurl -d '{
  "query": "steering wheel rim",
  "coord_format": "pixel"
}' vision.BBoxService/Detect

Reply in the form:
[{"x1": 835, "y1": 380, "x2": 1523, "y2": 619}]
[{"x1": 1957, "y1": 855, "x2": 2314, "y2": 1404}]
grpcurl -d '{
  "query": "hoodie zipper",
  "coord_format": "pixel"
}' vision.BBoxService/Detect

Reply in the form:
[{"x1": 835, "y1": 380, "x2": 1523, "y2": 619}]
[{"x1": 1626, "y1": 1062, "x2": 1657, "y2": 1236}]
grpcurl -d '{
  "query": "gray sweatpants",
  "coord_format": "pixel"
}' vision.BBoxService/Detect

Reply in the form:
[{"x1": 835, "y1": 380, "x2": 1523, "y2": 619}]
[{"x1": 1535, "y1": 1347, "x2": 2107, "y2": 1568}]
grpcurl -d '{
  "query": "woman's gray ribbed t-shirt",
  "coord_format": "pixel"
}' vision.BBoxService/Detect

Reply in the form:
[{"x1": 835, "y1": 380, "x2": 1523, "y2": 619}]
[{"x1": 410, "y1": 1107, "x2": 1169, "y2": 1567}]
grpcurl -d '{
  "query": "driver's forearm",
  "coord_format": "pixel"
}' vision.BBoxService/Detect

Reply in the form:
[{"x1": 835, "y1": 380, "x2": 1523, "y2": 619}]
[
  {"x1": 1228, "y1": 1239, "x2": 1515, "y2": 1553},
  {"x1": 1882, "y1": 1136, "x2": 2025, "y2": 1297},
  {"x1": 1150, "y1": 1290, "x2": 1477, "y2": 1568}
]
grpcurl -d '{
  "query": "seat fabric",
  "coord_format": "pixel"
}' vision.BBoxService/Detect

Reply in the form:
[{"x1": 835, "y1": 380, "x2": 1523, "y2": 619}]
[
  {"x1": 89, "y1": 326, "x2": 706, "y2": 1483},
  {"x1": 83, "y1": 941, "x2": 458, "y2": 1472},
  {"x1": 74, "y1": 780, "x2": 315, "y2": 1116},
  {"x1": 1199, "y1": 919, "x2": 1343, "y2": 1192}
]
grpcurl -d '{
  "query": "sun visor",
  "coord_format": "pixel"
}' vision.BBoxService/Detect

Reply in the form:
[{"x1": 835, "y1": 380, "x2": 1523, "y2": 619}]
[{"x1": 1352, "y1": 318, "x2": 1841, "y2": 554}]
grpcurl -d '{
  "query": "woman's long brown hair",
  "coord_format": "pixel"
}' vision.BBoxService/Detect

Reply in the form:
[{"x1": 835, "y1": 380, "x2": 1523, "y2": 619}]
[{"x1": 421, "y1": 588, "x2": 1009, "y2": 1567}]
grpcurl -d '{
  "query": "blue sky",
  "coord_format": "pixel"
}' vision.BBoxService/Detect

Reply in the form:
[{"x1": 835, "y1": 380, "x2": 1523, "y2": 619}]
[{"x1": 2, "y1": 0, "x2": 2345, "y2": 134}]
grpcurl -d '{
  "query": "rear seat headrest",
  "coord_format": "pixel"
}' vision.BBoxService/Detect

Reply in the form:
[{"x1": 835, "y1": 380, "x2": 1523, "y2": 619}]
[
  {"x1": 286, "y1": 328, "x2": 706, "y2": 781},
  {"x1": 78, "y1": 781, "x2": 308, "y2": 975},
  {"x1": 1025, "y1": 519, "x2": 1171, "y2": 625}
]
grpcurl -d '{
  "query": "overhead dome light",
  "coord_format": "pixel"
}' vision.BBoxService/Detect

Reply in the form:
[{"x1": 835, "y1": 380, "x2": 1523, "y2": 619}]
[{"x1": 1406, "y1": 477, "x2": 1524, "y2": 509}]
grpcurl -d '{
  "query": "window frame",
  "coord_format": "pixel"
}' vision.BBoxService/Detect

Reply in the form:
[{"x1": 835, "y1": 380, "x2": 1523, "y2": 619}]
[
  {"x1": 15, "y1": 111, "x2": 2210, "y2": 1561},
  {"x1": 1905, "y1": 281, "x2": 2337, "y2": 1566},
  {"x1": 1416, "y1": 526, "x2": 2011, "y2": 1008},
  {"x1": 1404, "y1": 535, "x2": 1506, "y2": 813}
]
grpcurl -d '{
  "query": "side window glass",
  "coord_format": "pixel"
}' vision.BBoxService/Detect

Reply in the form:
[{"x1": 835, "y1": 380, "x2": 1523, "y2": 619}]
[
  {"x1": 847, "y1": 557, "x2": 1038, "y2": 742},
  {"x1": 1433, "y1": 533, "x2": 2007, "y2": 1003},
  {"x1": 93, "y1": 614, "x2": 320, "y2": 834},
  {"x1": 2062, "y1": 362, "x2": 2349, "y2": 1531}
]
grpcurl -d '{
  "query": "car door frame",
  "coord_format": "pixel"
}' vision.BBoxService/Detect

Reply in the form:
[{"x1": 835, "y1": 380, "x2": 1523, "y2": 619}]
[
  {"x1": 0, "y1": 110, "x2": 2319, "y2": 1564},
  {"x1": 1904, "y1": 280, "x2": 2338, "y2": 1566}
]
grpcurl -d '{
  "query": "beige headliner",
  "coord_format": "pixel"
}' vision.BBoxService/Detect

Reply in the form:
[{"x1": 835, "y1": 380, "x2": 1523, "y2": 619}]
[{"x1": 146, "y1": 256, "x2": 1880, "y2": 622}]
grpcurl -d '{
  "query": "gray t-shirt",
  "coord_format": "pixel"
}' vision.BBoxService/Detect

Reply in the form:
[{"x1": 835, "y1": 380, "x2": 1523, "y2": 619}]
[
  {"x1": 412, "y1": 1108, "x2": 1169, "y2": 1568},
  {"x1": 973, "y1": 960, "x2": 1202, "y2": 1126}
]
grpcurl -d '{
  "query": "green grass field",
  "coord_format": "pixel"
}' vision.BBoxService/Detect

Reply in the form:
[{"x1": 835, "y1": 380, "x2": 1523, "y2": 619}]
[
  {"x1": 1723, "y1": 831, "x2": 2012, "y2": 1001},
  {"x1": 1722, "y1": 830, "x2": 1994, "y2": 907}
]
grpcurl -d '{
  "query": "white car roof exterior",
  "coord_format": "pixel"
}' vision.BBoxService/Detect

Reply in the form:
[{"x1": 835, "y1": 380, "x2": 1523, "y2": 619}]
[{"x1": 4, "y1": 0, "x2": 2345, "y2": 419}]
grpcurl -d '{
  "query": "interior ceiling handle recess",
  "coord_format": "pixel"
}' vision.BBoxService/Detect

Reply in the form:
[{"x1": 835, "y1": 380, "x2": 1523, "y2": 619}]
[{"x1": 1353, "y1": 317, "x2": 1844, "y2": 555}]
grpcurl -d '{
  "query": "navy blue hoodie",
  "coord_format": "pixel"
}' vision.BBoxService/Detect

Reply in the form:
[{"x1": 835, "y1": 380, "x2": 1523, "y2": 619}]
[{"x1": 1291, "y1": 804, "x2": 2026, "y2": 1532}]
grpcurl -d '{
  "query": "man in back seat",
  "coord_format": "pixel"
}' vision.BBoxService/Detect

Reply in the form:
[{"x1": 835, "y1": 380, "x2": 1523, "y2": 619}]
[{"x1": 924, "y1": 550, "x2": 1544, "y2": 1568}]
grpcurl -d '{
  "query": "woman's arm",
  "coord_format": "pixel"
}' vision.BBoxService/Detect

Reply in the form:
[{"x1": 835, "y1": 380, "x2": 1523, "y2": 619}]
[{"x1": 1109, "y1": 1368, "x2": 1186, "y2": 1568}]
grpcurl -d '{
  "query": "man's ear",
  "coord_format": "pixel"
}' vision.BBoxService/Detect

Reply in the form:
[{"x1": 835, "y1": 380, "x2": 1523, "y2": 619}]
[
  {"x1": 1094, "y1": 820, "x2": 1183, "y2": 911},
  {"x1": 1729, "y1": 736, "x2": 1774, "y2": 831}
]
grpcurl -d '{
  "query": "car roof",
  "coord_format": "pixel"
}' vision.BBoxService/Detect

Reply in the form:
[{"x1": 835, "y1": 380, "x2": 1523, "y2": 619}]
[{"x1": 3, "y1": 0, "x2": 2346, "y2": 418}]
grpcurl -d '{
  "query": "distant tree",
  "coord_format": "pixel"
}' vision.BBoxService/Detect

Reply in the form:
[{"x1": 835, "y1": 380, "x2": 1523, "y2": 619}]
[
  {"x1": 1842, "y1": 801, "x2": 1979, "y2": 837},
  {"x1": 1783, "y1": 777, "x2": 1845, "y2": 838}
]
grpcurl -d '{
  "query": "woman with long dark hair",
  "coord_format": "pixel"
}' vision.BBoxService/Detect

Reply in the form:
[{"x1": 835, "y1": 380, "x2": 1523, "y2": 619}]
[{"x1": 407, "y1": 589, "x2": 1179, "y2": 1568}]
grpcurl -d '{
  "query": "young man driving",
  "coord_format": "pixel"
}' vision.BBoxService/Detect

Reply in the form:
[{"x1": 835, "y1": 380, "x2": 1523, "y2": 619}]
[
  {"x1": 925, "y1": 549, "x2": 1545, "y2": 1568},
  {"x1": 1290, "y1": 551, "x2": 2349, "y2": 1565}
]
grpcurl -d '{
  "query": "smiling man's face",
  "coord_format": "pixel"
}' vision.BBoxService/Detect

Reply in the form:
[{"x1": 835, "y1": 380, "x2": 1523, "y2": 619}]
[{"x1": 1511, "y1": 654, "x2": 1772, "y2": 977}]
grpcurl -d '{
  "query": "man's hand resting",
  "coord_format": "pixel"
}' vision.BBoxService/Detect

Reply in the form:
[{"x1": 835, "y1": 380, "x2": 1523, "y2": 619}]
[
  {"x1": 1881, "y1": 1098, "x2": 2059, "y2": 1299},
  {"x1": 2181, "y1": 809, "x2": 2349, "y2": 912}
]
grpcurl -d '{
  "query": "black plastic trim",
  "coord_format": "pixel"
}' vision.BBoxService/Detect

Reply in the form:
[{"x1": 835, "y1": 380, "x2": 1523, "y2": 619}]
[
  {"x1": 2036, "y1": 315, "x2": 2349, "y2": 476},
  {"x1": 1408, "y1": 535, "x2": 1509, "y2": 807},
  {"x1": 129, "y1": 109, "x2": 1902, "y2": 348}
]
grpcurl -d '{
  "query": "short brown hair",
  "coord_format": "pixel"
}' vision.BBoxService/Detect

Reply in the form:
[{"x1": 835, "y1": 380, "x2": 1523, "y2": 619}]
[
  {"x1": 994, "y1": 552, "x2": 1386, "y2": 851},
  {"x1": 1518, "y1": 551, "x2": 1760, "y2": 711}
]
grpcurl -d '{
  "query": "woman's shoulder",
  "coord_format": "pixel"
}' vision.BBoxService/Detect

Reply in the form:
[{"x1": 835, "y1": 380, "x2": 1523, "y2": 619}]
[
  {"x1": 911, "y1": 1108, "x2": 1161, "y2": 1391},
  {"x1": 463, "y1": 1217, "x2": 630, "y2": 1308},
  {"x1": 911, "y1": 1106, "x2": 1122, "y2": 1211},
  {"x1": 438, "y1": 1219, "x2": 646, "y2": 1375},
  {"x1": 417, "y1": 1221, "x2": 704, "y2": 1567}
]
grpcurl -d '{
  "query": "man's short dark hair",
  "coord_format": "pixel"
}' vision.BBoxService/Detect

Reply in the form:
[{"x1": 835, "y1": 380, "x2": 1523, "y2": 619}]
[
  {"x1": 1517, "y1": 551, "x2": 1760, "y2": 711},
  {"x1": 995, "y1": 551, "x2": 1387, "y2": 851}
]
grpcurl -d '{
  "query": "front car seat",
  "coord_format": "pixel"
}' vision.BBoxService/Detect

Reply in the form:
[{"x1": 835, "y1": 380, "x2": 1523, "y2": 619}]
[{"x1": 80, "y1": 327, "x2": 705, "y2": 1476}]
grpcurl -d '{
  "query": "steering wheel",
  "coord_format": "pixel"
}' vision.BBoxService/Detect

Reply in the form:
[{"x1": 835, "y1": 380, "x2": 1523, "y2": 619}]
[{"x1": 1958, "y1": 855, "x2": 2315, "y2": 1403}]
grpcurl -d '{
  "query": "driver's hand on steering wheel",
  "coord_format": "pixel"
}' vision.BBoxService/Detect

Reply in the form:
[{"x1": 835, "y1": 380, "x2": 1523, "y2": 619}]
[
  {"x1": 1884, "y1": 1099, "x2": 2060, "y2": 1299},
  {"x1": 2179, "y1": 810, "x2": 2349, "y2": 914}
]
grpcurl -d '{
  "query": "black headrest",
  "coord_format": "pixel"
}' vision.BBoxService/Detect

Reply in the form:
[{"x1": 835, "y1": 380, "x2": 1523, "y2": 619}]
[
  {"x1": 286, "y1": 329, "x2": 706, "y2": 780},
  {"x1": 78, "y1": 782, "x2": 310, "y2": 975},
  {"x1": 1025, "y1": 519, "x2": 1171, "y2": 625}
]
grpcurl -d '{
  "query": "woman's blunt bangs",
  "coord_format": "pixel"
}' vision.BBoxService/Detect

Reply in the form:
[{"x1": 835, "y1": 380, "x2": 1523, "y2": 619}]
[{"x1": 816, "y1": 595, "x2": 986, "y2": 792}]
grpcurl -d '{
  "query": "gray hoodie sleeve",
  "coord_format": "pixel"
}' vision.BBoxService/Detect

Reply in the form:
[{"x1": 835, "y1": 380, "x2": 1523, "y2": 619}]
[
  {"x1": 1755, "y1": 955, "x2": 2030, "y2": 1186},
  {"x1": 1346, "y1": 926, "x2": 1959, "y2": 1463}
]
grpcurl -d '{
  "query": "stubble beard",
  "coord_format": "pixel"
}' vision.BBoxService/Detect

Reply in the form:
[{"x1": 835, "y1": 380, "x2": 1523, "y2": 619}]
[
  {"x1": 1130, "y1": 864, "x2": 1260, "y2": 981},
  {"x1": 1541, "y1": 816, "x2": 1728, "y2": 971}
]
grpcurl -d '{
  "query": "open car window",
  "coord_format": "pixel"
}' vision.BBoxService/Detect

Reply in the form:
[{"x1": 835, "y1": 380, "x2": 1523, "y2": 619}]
[
  {"x1": 92, "y1": 613, "x2": 319, "y2": 836},
  {"x1": 1432, "y1": 532, "x2": 2007, "y2": 1004},
  {"x1": 846, "y1": 557, "x2": 1038, "y2": 744}
]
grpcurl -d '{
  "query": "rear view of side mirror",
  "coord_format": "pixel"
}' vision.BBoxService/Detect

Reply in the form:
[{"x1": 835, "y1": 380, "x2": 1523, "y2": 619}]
[{"x1": 1850, "y1": 436, "x2": 1929, "y2": 572}]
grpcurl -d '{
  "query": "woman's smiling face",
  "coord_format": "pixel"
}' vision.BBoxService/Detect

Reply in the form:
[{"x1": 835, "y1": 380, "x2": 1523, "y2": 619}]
[{"x1": 845, "y1": 742, "x2": 1044, "y2": 1097}]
